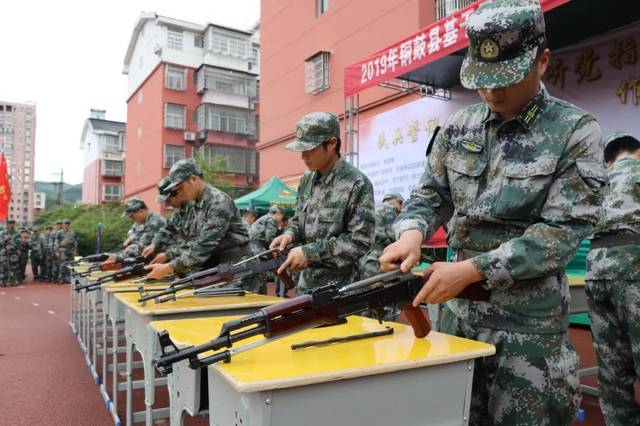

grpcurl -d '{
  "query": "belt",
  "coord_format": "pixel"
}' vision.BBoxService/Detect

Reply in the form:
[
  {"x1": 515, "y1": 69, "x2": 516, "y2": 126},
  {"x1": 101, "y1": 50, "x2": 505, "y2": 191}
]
[{"x1": 591, "y1": 234, "x2": 640, "y2": 249}]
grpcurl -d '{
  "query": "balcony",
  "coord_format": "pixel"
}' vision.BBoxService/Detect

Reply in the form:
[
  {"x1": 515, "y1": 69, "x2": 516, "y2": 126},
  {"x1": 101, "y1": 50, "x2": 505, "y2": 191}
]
[
  {"x1": 102, "y1": 160, "x2": 124, "y2": 177},
  {"x1": 196, "y1": 103, "x2": 257, "y2": 138},
  {"x1": 194, "y1": 143, "x2": 258, "y2": 178},
  {"x1": 436, "y1": 0, "x2": 475, "y2": 19}
]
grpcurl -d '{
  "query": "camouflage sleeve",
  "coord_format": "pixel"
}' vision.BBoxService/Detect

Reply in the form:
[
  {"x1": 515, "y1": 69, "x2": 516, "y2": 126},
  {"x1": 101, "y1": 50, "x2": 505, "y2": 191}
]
[
  {"x1": 152, "y1": 216, "x2": 177, "y2": 251},
  {"x1": 393, "y1": 126, "x2": 454, "y2": 241},
  {"x1": 249, "y1": 217, "x2": 268, "y2": 255},
  {"x1": 132, "y1": 214, "x2": 166, "y2": 256},
  {"x1": 169, "y1": 197, "x2": 234, "y2": 274},
  {"x1": 284, "y1": 174, "x2": 309, "y2": 243},
  {"x1": 470, "y1": 117, "x2": 606, "y2": 289},
  {"x1": 301, "y1": 178, "x2": 375, "y2": 269}
]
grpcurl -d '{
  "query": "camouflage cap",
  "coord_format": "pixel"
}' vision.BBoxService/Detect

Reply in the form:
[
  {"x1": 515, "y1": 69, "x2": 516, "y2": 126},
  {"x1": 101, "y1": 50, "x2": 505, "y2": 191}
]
[
  {"x1": 55, "y1": 220, "x2": 62, "y2": 225},
  {"x1": 382, "y1": 192, "x2": 404, "y2": 203},
  {"x1": 285, "y1": 112, "x2": 340, "y2": 152},
  {"x1": 122, "y1": 197, "x2": 146, "y2": 217},
  {"x1": 460, "y1": 0, "x2": 546, "y2": 89},
  {"x1": 7, "y1": 219, "x2": 15, "y2": 224},
  {"x1": 165, "y1": 159, "x2": 203, "y2": 192},
  {"x1": 269, "y1": 205, "x2": 287, "y2": 215},
  {"x1": 33, "y1": 226, "x2": 40, "y2": 231},
  {"x1": 243, "y1": 207, "x2": 258, "y2": 217},
  {"x1": 62, "y1": 218, "x2": 71, "y2": 224},
  {"x1": 156, "y1": 176, "x2": 174, "y2": 203}
]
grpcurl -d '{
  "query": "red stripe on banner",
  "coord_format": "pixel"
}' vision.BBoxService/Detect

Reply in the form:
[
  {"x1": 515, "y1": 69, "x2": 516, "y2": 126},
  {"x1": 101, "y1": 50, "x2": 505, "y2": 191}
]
[
  {"x1": 0, "y1": 153, "x2": 11, "y2": 222},
  {"x1": 344, "y1": 0, "x2": 572, "y2": 97}
]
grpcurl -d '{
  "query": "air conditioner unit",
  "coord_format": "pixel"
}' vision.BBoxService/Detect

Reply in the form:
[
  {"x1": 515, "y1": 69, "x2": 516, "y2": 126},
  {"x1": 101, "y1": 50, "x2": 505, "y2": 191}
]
[
  {"x1": 153, "y1": 44, "x2": 162, "y2": 55},
  {"x1": 184, "y1": 132, "x2": 196, "y2": 142},
  {"x1": 197, "y1": 130, "x2": 208, "y2": 141}
]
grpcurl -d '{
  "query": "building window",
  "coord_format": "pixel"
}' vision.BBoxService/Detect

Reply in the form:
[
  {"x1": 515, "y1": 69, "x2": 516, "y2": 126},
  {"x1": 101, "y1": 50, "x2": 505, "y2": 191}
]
[
  {"x1": 103, "y1": 160, "x2": 123, "y2": 177},
  {"x1": 163, "y1": 144, "x2": 185, "y2": 169},
  {"x1": 209, "y1": 29, "x2": 248, "y2": 58},
  {"x1": 165, "y1": 103, "x2": 186, "y2": 129},
  {"x1": 194, "y1": 34, "x2": 204, "y2": 48},
  {"x1": 196, "y1": 104, "x2": 256, "y2": 136},
  {"x1": 165, "y1": 65, "x2": 186, "y2": 90},
  {"x1": 103, "y1": 184, "x2": 123, "y2": 201},
  {"x1": 317, "y1": 0, "x2": 329, "y2": 16},
  {"x1": 101, "y1": 134, "x2": 121, "y2": 151},
  {"x1": 305, "y1": 51, "x2": 331, "y2": 94},
  {"x1": 194, "y1": 144, "x2": 257, "y2": 176},
  {"x1": 167, "y1": 28, "x2": 183, "y2": 50}
]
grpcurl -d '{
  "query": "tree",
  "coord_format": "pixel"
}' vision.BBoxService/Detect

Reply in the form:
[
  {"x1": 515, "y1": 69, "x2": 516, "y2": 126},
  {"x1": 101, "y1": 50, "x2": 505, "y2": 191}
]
[
  {"x1": 193, "y1": 153, "x2": 236, "y2": 197},
  {"x1": 34, "y1": 202, "x2": 130, "y2": 256}
]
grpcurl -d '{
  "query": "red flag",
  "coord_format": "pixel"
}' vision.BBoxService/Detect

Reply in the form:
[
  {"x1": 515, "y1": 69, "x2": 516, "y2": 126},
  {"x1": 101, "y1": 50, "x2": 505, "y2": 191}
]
[{"x1": 0, "y1": 153, "x2": 11, "y2": 221}]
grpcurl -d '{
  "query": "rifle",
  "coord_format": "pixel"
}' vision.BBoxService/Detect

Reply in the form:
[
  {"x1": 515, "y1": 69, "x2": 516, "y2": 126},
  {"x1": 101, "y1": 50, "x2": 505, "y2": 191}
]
[
  {"x1": 137, "y1": 248, "x2": 294, "y2": 305},
  {"x1": 73, "y1": 256, "x2": 145, "y2": 278},
  {"x1": 65, "y1": 253, "x2": 110, "y2": 267},
  {"x1": 74, "y1": 261, "x2": 148, "y2": 292},
  {"x1": 153, "y1": 270, "x2": 435, "y2": 375}
]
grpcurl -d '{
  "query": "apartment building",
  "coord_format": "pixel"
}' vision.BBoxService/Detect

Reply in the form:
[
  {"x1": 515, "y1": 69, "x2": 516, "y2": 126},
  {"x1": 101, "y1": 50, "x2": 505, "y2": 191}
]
[
  {"x1": 0, "y1": 100, "x2": 36, "y2": 224},
  {"x1": 122, "y1": 12, "x2": 260, "y2": 212},
  {"x1": 80, "y1": 109, "x2": 126, "y2": 204}
]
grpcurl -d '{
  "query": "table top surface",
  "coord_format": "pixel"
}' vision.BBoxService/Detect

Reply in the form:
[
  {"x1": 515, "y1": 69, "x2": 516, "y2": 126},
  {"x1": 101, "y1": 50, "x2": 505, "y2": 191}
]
[
  {"x1": 150, "y1": 315, "x2": 495, "y2": 393},
  {"x1": 567, "y1": 273, "x2": 585, "y2": 286},
  {"x1": 104, "y1": 279, "x2": 173, "y2": 293},
  {"x1": 116, "y1": 291, "x2": 281, "y2": 316}
]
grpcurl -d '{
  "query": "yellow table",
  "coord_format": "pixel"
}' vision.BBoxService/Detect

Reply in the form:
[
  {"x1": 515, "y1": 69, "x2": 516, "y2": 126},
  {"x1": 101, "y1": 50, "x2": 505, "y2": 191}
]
[
  {"x1": 116, "y1": 291, "x2": 281, "y2": 426},
  {"x1": 98, "y1": 279, "x2": 173, "y2": 425},
  {"x1": 151, "y1": 315, "x2": 495, "y2": 426}
]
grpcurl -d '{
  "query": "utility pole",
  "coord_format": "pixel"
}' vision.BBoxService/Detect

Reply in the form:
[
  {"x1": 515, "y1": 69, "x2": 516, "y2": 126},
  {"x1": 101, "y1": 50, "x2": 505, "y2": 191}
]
[{"x1": 52, "y1": 169, "x2": 64, "y2": 206}]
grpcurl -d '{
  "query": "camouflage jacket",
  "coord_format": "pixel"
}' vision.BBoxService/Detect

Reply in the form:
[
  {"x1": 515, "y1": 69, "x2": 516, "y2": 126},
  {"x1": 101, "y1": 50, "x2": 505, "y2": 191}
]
[
  {"x1": 55, "y1": 229, "x2": 78, "y2": 253},
  {"x1": 587, "y1": 157, "x2": 640, "y2": 280},
  {"x1": 285, "y1": 159, "x2": 375, "y2": 291},
  {"x1": 249, "y1": 214, "x2": 283, "y2": 255},
  {"x1": 117, "y1": 212, "x2": 166, "y2": 261},
  {"x1": 359, "y1": 203, "x2": 398, "y2": 278},
  {"x1": 30, "y1": 234, "x2": 46, "y2": 257},
  {"x1": 47, "y1": 231, "x2": 58, "y2": 251},
  {"x1": 394, "y1": 86, "x2": 606, "y2": 333},
  {"x1": 153, "y1": 202, "x2": 194, "y2": 260},
  {"x1": 0, "y1": 229, "x2": 20, "y2": 256},
  {"x1": 168, "y1": 184, "x2": 251, "y2": 274}
]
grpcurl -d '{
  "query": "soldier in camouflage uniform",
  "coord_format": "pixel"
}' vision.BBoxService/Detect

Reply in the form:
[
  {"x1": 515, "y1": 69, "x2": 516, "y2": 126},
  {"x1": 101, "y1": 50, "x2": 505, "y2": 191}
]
[
  {"x1": 0, "y1": 220, "x2": 20, "y2": 286},
  {"x1": 30, "y1": 227, "x2": 46, "y2": 280},
  {"x1": 143, "y1": 177, "x2": 193, "y2": 264},
  {"x1": 250, "y1": 205, "x2": 289, "y2": 296},
  {"x1": 42, "y1": 226, "x2": 52, "y2": 281},
  {"x1": 359, "y1": 192, "x2": 403, "y2": 279},
  {"x1": 18, "y1": 229, "x2": 30, "y2": 282},
  {"x1": 49, "y1": 220, "x2": 62, "y2": 282},
  {"x1": 380, "y1": 2, "x2": 607, "y2": 424},
  {"x1": 55, "y1": 219, "x2": 78, "y2": 283},
  {"x1": 242, "y1": 208, "x2": 258, "y2": 227},
  {"x1": 586, "y1": 132, "x2": 640, "y2": 425},
  {"x1": 145, "y1": 160, "x2": 263, "y2": 293},
  {"x1": 271, "y1": 112, "x2": 374, "y2": 293},
  {"x1": 101, "y1": 198, "x2": 165, "y2": 266}
]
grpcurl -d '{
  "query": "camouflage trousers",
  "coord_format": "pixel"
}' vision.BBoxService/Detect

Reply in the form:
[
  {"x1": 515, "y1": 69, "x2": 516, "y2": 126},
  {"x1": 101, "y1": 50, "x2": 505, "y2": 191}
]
[
  {"x1": 585, "y1": 279, "x2": 640, "y2": 426},
  {"x1": 441, "y1": 306, "x2": 580, "y2": 426}
]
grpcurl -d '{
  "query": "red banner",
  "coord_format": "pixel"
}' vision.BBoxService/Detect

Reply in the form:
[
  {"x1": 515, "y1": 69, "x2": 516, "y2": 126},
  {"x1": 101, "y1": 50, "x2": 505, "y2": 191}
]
[
  {"x1": 344, "y1": 0, "x2": 572, "y2": 97},
  {"x1": 0, "y1": 154, "x2": 11, "y2": 222}
]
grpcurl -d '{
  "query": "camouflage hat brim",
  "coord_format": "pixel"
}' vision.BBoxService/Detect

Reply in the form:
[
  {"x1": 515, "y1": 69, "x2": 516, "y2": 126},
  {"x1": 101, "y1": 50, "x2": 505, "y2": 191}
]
[
  {"x1": 285, "y1": 139, "x2": 322, "y2": 152},
  {"x1": 156, "y1": 193, "x2": 170, "y2": 203},
  {"x1": 604, "y1": 131, "x2": 638, "y2": 150},
  {"x1": 460, "y1": 46, "x2": 538, "y2": 90}
]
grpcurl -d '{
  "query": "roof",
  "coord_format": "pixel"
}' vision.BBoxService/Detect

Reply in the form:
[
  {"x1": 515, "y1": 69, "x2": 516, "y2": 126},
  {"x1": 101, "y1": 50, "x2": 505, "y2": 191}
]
[{"x1": 88, "y1": 118, "x2": 125, "y2": 133}]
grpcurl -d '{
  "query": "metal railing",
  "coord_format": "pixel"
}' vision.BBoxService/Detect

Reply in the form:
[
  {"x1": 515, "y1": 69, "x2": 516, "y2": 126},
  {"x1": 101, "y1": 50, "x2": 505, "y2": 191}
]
[{"x1": 436, "y1": 0, "x2": 475, "y2": 20}]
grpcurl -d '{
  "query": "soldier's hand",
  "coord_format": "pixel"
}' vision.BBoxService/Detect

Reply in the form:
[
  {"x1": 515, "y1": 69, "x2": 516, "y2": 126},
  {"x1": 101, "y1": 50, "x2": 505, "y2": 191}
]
[
  {"x1": 122, "y1": 238, "x2": 131, "y2": 248},
  {"x1": 277, "y1": 247, "x2": 308, "y2": 274},
  {"x1": 634, "y1": 379, "x2": 640, "y2": 405},
  {"x1": 411, "y1": 260, "x2": 483, "y2": 306},
  {"x1": 379, "y1": 230, "x2": 423, "y2": 273},
  {"x1": 144, "y1": 262, "x2": 174, "y2": 279},
  {"x1": 99, "y1": 253, "x2": 117, "y2": 266},
  {"x1": 142, "y1": 244, "x2": 156, "y2": 259},
  {"x1": 271, "y1": 234, "x2": 293, "y2": 251},
  {"x1": 149, "y1": 252, "x2": 168, "y2": 265}
]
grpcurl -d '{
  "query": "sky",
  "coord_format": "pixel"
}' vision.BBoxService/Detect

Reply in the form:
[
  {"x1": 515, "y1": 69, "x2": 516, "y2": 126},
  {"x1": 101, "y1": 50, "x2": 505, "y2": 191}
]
[{"x1": 0, "y1": 0, "x2": 260, "y2": 184}]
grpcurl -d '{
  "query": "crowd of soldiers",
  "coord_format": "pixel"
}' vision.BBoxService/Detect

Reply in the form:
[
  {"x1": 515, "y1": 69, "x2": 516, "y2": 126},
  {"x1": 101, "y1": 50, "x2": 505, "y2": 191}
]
[{"x1": 0, "y1": 218, "x2": 77, "y2": 286}]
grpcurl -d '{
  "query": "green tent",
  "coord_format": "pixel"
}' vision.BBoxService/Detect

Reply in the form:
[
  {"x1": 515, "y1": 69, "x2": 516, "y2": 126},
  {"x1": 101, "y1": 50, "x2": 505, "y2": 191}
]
[{"x1": 234, "y1": 177, "x2": 297, "y2": 216}]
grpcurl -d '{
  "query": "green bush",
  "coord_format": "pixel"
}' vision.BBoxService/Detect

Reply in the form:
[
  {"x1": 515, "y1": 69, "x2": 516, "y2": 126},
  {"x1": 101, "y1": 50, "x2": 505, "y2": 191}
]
[{"x1": 34, "y1": 203, "x2": 130, "y2": 256}]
